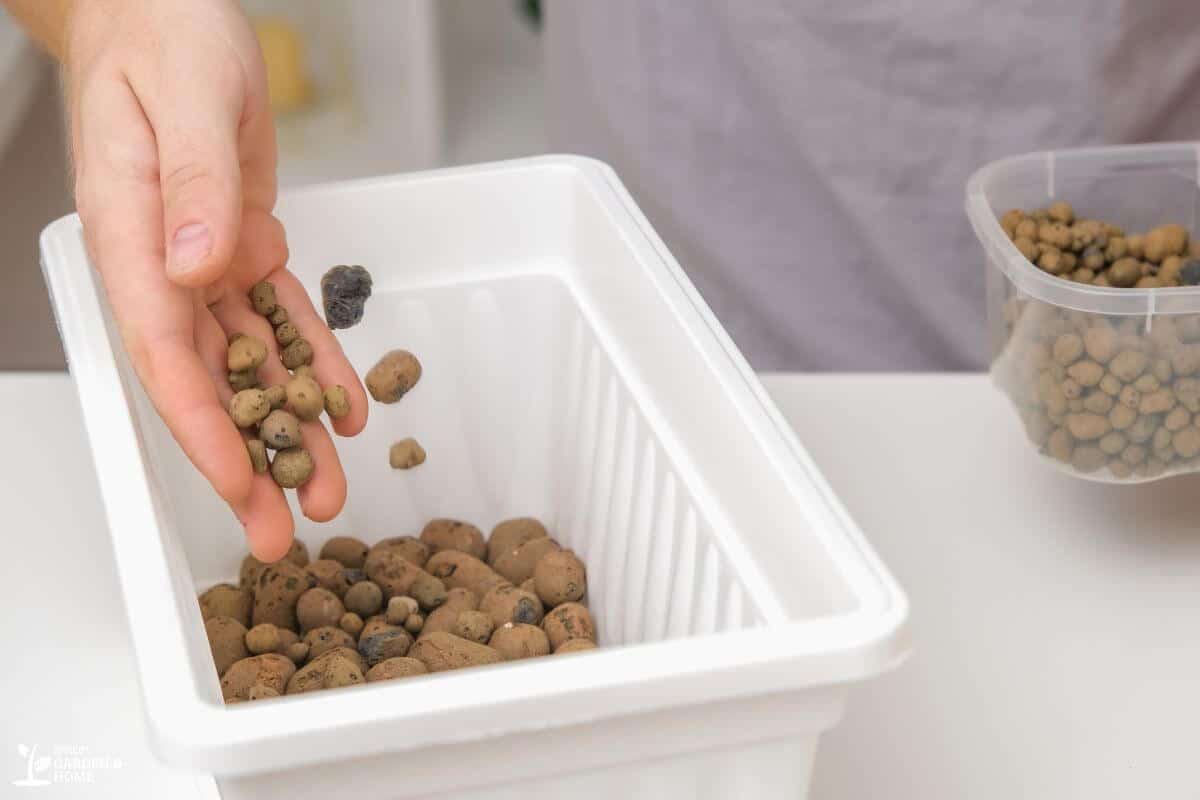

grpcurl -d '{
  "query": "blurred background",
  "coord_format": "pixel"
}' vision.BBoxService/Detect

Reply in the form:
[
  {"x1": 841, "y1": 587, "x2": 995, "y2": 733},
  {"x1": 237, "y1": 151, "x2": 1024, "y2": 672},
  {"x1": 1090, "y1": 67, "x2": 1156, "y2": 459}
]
[{"x1": 0, "y1": 0, "x2": 546, "y2": 369}]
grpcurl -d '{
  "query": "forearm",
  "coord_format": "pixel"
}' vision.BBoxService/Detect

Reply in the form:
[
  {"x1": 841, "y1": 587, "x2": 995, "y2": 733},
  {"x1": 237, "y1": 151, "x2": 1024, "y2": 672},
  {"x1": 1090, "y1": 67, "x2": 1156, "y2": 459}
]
[{"x1": 3, "y1": 0, "x2": 74, "y2": 61}]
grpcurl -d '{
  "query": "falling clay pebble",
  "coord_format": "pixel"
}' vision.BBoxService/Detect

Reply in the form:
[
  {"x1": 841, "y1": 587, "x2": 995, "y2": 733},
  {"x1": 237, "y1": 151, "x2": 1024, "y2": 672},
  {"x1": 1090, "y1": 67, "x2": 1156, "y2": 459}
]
[
  {"x1": 390, "y1": 438, "x2": 426, "y2": 469},
  {"x1": 321, "y1": 265, "x2": 373, "y2": 330},
  {"x1": 366, "y1": 350, "x2": 422, "y2": 404}
]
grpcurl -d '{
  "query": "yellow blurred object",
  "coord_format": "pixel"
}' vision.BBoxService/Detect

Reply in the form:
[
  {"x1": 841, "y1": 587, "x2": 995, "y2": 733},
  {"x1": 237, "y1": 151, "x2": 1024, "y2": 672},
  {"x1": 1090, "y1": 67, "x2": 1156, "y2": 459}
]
[{"x1": 254, "y1": 16, "x2": 313, "y2": 113}]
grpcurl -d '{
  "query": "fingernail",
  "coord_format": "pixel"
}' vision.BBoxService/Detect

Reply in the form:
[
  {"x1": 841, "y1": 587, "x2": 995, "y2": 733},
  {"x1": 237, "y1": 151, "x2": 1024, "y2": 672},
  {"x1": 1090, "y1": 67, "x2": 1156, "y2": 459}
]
[{"x1": 169, "y1": 223, "x2": 212, "y2": 276}]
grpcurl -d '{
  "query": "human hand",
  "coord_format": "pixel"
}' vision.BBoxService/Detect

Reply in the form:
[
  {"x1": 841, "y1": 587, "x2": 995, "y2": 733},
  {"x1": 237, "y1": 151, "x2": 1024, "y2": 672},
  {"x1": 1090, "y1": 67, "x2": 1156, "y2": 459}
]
[{"x1": 64, "y1": 0, "x2": 367, "y2": 560}]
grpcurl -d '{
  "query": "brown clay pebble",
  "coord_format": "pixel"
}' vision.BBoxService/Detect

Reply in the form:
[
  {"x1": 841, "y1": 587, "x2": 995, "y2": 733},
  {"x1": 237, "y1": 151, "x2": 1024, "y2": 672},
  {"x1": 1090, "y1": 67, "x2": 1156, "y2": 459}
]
[
  {"x1": 487, "y1": 518, "x2": 549, "y2": 566},
  {"x1": 1174, "y1": 427, "x2": 1200, "y2": 458},
  {"x1": 296, "y1": 587, "x2": 346, "y2": 633},
  {"x1": 520, "y1": 577, "x2": 536, "y2": 594},
  {"x1": 228, "y1": 335, "x2": 268, "y2": 372},
  {"x1": 389, "y1": 438, "x2": 426, "y2": 469},
  {"x1": 542, "y1": 602, "x2": 596, "y2": 651},
  {"x1": 240, "y1": 554, "x2": 267, "y2": 587},
  {"x1": 370, "y1": 536, "x2": 431, "y2": 568},
  {"x1": 259, "y1": 409, "x2": 303, "y2": 450},
  {"x1": 480, "y1": 584, "x2": 545, "y2": 627},
  {"x1": 365, "y1": 350, "x2": 422, "y2": 404},
  {"x1": 268, "y1": 306, "x2": 289, "y2": 326},
  {"x1": 287, "y1": 648, "x2": 365, "y2": 694},
  {"x1": 252, "y1": 561, "x2": 318, "y2": 630},
  {"x1": 452, "y1": 610, "x2": 495, "y2": 645},
  {"x1": 263, "y1": 384, "x2": 287, "y2": 409},
  {"x1": 421, "y1": 519, "x2": 487, "y2": 560},
  {"x1": 358, "y1": 628, "x2": 414, "y2": 667},
  {"x1": 1083, "y1": 327, "x2": 1118, "y2": 364},
  {"x1": 493, "y1": 537, "x2": 561, "y2": 585},
  {"x1": 199, "y1": 583, "x2": 253, "y2": 627},
  {"x1": 420, "y1": 588, "x2": 480, "y2": 639},
  {"x1": 286, "y1": 375, "x2": 324, "y2": 421},
  {"x1": 306, "y1": 559, "x2": 353, "y2": 597},
  {"x1": 281, "y1": 338, "x2": 314, "y2": 370},
  {"x1": 293, "y1": 364, "x2": 317, "y2": 380},
  {"x1": 339, "y1": 612, "x2": 364, "y2": 638},
  {"x1": 555, "y1": 639, "x2": 598, "y2": 655},
  {"x1": 274, "y1": 321, "x2": 300, "y2": 347},
  {"x1": 409, "y1": 632, "x2": 504, "y2": 673},
  {"x1": 489, "y1": 623, "x2": 551, "y2": 660},
  {"x1": 205, "y1": 616, "x2": 249, "y2": 676},
  {"x1": 229, "y1": 369, "x2": 260, "y2": 392},
  {"x1": 360, "y1": 615, "x2": 400, "y2": 641},
  {"x1": 321, "y1": 536, "x2": 369, "y2": 568},
  {"x1": 221, "y1": 653, "x2": 295, "y2": 702},
  {"x1": 250, "y1": 281, "x2": 277, "y2": 316},
  {"x1": 304, "y1": 626, "x2": 358, "y2": 661},
  {"x1": 426, "y1": 550, "x2": 510, "y2": 599},
  {"x1": 387, "y1": 596, "x2": 419, "y2": 626},
  {"x1": 365, "y1": 657, "x2": 427, "y2": 682},
  {"x1": 344, "y1": 580, "x2": 384, "y2": 617},
  {"x1": 324, "y1": 386, "x2": 351, "y2": 419},
  {"x1": 245, "y1": 623, "x2": 282, "y2": 655},
  {"x1": 1109, "y1": 258, "x2": 1141, "y2": 288},
  {"x1": 404, "y1": 614, "x2": 424, "y2": 635},
  {"x1": 284, "y1": 539, "x2": 310, "y2": 567},
  {"x1": 533, "y1": 549, "x2": 588, "y2": 608},
  {"x1": 364, "y1": 548, "x2": 448, "y2": 609},
  {"x1": 230, "y1": 388, "x2": 271, "y2": 427},
  {"x1": 271, "y1": 447, "x2": 315, "y2": 488},
  {"x1": 247, "y1": 684, "x2": 280, "y2": 701}
]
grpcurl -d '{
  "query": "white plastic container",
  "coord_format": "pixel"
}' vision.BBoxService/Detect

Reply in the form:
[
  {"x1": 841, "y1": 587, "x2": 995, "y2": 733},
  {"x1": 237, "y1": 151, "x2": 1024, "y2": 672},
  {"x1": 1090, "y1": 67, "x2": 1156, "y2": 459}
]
[
  {"x1": 40, "y1": 156, "x2": 908, "y2": 800},
  {"x1": 968, "y1": 143, "x2": 1200, "y2": 483}
]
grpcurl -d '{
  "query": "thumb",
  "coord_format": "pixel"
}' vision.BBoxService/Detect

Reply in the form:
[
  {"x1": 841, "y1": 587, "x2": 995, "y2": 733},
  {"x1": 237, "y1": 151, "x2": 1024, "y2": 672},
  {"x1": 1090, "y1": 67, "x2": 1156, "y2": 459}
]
[{"x1": 147, "y1": 69, "x2": 245, "y2": 288}]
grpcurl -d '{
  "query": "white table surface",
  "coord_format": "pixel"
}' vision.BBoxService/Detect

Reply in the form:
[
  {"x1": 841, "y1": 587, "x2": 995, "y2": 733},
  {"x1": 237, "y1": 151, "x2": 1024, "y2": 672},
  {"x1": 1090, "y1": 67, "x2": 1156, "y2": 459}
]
[{"x1": 3, "y1": 372, "x2": 1198, "y2": 799}]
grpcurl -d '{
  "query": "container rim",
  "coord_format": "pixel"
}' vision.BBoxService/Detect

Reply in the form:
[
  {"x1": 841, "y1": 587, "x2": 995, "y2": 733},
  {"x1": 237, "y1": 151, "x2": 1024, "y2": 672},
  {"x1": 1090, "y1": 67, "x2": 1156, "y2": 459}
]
[{"x1": 965, "y1": 142, "x2": 1200, "y2": 316}]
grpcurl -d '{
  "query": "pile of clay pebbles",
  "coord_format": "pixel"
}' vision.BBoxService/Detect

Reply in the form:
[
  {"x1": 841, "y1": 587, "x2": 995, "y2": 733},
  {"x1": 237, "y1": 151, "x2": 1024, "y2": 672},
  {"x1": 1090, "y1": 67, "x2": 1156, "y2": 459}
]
[
  {"x1": 229, "y1": 280, "x2": 352, "y2": 488},
  {"x1": 200, "y1": 519, "x2": 598, "y2": 702},
  {"x1": 1000, "y1": 201, "x2": 1200, "y2": 288},
  {"x1": 996, "y1": 202, "x2": 1200, "y2": 478}
]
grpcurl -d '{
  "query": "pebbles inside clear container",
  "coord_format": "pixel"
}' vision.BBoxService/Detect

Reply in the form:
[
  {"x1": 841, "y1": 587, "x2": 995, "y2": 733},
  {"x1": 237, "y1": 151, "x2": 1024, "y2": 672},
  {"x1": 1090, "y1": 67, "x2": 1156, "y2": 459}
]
[{"x1": 967, "y1": 143, "x2": 1200, "y2": 483}]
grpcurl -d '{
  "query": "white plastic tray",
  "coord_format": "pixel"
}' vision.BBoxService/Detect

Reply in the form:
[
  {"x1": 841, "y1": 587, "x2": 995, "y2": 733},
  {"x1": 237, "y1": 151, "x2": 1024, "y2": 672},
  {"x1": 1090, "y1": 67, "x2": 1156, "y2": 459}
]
[{"x1": 40, "y1": 156, "x2": 908, "y2": 800}]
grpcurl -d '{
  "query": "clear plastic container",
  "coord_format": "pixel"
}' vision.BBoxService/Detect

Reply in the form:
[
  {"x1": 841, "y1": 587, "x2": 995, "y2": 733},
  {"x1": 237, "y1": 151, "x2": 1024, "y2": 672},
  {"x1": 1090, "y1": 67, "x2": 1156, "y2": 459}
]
[
  {"x1": 41, "y1": 157, "x2": 908, "y2": 800},
  {"x1": 967, "y1": 142, "x2": 1200, "y2": 483}
]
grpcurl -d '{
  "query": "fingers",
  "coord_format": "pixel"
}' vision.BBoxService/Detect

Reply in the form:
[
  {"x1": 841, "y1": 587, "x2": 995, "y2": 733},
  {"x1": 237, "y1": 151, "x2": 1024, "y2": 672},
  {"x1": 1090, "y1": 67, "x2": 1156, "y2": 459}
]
[
  {"x1": 296, "y1": 420, "x2": 347, "y2": 522},
  {"x1": 74, "y1": 75, "x2": 254, "y2": 509},
  {"x1": 233, "y1": 474, "x2": 296, "y2": 562},
  {"x1": 210, "y1": 295, "x2": 348, "y2": 522},
  {"x1": 270, "y1": 270, "x2": 370, "y2": 437},
  {"x1": 131, "y1": 47, "x2": 245, "y2": 287}
]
